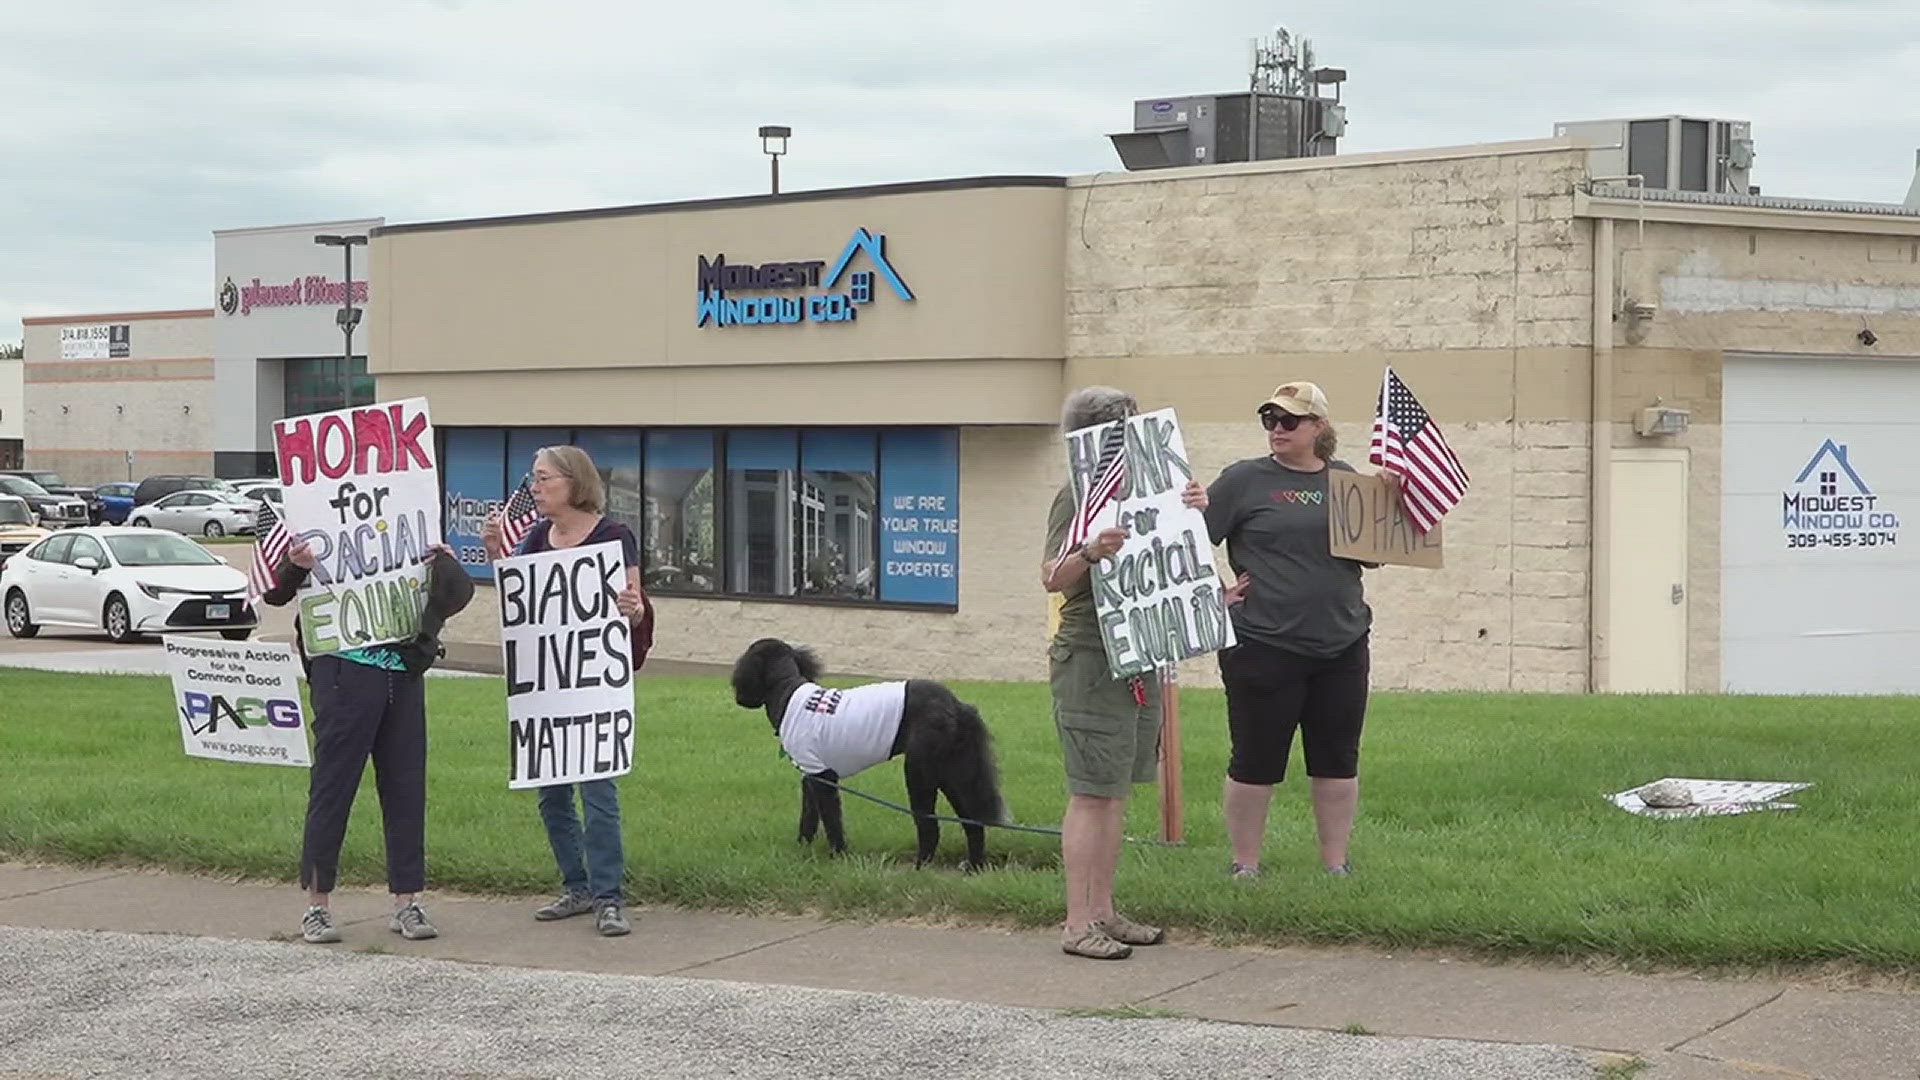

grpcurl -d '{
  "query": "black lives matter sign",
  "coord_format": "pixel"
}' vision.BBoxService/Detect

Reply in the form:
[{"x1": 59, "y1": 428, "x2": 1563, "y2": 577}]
[{"x1": 496, "y1": 541, "x2": 635, "y2": 789}]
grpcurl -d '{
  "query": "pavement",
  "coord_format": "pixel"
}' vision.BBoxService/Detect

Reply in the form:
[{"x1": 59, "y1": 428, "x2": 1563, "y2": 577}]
[{"x1": 0, "y1": 863, "x2": 1915, "y2": 1079}]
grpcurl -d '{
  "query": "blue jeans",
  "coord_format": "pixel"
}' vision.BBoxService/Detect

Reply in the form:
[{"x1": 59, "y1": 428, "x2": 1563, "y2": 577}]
[{"x1": 536, "y1": 779, "x2": 624, "y2": 902}]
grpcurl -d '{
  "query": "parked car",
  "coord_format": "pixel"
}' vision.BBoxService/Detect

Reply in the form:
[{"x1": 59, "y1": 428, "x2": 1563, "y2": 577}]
[
  {"x1": 0, "y1": 476, "x2": 89, "y2": 529},
  {"x1": 93, "y1": 481, "x2": 138, "y2": 525},
  {"x1": 1, "y1": 527, "x2": 257, "y2": 643},
  {"x1": 0, "y1": 470, "x2": 101, "y2": 523},
  {"x1": 131, "y1": 475, "x2": 240, "y2": 508},
  {"x1": 127, "y1": 490, "x2": 258, "y2": 537},
  {"x1": 0, "y1": 495, "x2": 51, "y2": 571},
  {"x1": 234, "y1": 481, "x2": 283, "y2": 510}
]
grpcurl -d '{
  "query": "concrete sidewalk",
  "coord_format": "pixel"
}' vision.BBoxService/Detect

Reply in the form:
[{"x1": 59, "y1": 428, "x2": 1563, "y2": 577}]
[{"x1": 2, "y1": 862, "x2": 1912, "y2": 1079}]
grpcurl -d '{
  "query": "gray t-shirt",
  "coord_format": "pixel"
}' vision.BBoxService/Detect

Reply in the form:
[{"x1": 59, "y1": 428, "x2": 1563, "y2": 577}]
[{"x1": 1204, "y1": 456, "x2": 1372, "y2": 659}]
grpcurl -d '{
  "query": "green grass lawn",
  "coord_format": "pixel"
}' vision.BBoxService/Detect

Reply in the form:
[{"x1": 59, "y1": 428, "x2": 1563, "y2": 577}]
[{"x1": 3, "y1": 669, "x2": 1918, "y2": 968}]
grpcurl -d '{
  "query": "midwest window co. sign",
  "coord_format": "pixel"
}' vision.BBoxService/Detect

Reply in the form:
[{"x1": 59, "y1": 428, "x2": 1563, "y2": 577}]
[{"x1": 694, "y1": 228, "x2": 913, "y2": 329}]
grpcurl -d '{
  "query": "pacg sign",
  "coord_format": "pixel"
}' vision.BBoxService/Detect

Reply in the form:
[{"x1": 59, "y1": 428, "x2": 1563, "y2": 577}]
[
  {"x1": 1065, "y1": 408, "x2": 1236, "y2": 678},
  {"x1": 164, "y1": 637, "x2": 310, "y2": 767},
  {"x1": 497, "y1": 540, "x2": 636, "y2": 789},
  {"x1": 272, "y1": 398, "x2": 441, "y2": 654}
]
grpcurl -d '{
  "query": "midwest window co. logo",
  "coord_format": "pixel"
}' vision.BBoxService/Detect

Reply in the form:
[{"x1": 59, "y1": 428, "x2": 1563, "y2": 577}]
[
  {"x1": 694, "y1": 228, "x2": 914, "y2": 329},
  {"x1": 1780, "y1": 438, "x2": 1901, "y2": 550}
]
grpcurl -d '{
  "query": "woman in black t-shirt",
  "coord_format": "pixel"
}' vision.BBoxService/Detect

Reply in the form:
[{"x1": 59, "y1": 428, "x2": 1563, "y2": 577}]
[{"x1": 484, "y1": 445, "x2": 652, "y2": 937}]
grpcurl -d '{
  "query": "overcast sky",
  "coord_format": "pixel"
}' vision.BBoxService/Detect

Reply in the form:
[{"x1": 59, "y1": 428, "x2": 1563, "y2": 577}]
[{"x1": 6, "y1": 0, "x2": 1918, "y2": 339}]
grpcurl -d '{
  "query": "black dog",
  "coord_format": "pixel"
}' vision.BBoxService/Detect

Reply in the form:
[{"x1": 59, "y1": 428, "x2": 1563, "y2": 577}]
[{"x1": 730, "y1": 637, "x2": 1006, "y2": 869}]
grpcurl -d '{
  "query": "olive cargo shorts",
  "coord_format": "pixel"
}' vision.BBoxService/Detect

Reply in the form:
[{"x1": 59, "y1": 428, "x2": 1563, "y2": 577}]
[{"x1": 1048, "y1": 641, "x2": 1161, "y2": 799}]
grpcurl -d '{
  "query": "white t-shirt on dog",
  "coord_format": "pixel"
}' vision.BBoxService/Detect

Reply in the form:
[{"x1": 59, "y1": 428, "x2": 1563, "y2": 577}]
[{"x1": 780, "y1": 681, "x2": 907, "y2": 777}]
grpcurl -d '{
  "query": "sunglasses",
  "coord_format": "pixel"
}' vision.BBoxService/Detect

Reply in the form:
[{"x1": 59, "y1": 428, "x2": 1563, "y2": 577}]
[{"x1": 1260, "y1": 411, "x2": 1312, "y2": 432}]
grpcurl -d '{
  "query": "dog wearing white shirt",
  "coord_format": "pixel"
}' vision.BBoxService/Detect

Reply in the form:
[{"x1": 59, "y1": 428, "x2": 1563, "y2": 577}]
[{"x1": 730, "y1": 637, "x2": 1007, "y2": 870}]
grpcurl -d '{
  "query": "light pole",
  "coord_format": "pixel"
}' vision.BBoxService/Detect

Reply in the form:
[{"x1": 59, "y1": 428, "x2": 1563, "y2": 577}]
[
  {"x1": 758, "y1": 125, "x2": 791, "y2": 195},
  {"x1": 313, "y1": 234, "x2": 367, "y2": 407}
]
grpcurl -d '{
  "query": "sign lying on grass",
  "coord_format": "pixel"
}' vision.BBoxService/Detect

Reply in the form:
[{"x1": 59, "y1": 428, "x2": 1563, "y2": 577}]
[
  {"x1": 1063, "y1": 407, "x2": 1235, "y2": 678},
  {"x1": 164, "y1": 637, "x2": 310, "y2": 767},
  {"x1": 497, "y1": 540, "x2": 636, "y2": 789},
  {"x1": 272, "y1": 397, "x2": 441, "y2": 656},
  {"x1": 1327, "y1": 469, "x2": 1443, "y2": 569},
  {"x1": 1607, "y1": 778, "x2": 1812, "y2": 819}
]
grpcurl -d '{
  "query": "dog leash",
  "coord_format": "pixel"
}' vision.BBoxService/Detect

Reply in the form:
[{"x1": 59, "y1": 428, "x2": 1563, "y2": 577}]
[{"x1": 811, "y1": 777, "x2": 1178, "y2": 847}]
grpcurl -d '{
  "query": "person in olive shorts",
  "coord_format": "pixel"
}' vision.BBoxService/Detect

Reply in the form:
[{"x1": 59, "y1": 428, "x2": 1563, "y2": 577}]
[
  {"x1": 1204, "y1": 380, "x2": 1384, "y2": 880},
  {"x1": 1043, "y1": 385, "x2": 1208, "y2": 960}
]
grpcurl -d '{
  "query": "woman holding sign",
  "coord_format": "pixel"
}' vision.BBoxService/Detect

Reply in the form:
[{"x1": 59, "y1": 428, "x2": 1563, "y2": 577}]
[
  {"x1": 1204, "y1": 381, "x2": 1380, "y2": 881},
  {"x1": 484, "y1": 445, "x2": 653, "y2": 938},
  {"x1": 1042, "y1": 386, "x2": 1209, "y2": 961}
]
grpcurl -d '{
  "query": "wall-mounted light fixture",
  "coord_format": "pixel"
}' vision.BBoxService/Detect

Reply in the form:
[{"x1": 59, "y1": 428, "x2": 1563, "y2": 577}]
[{"x1": 1634, "y1": 398, "x2": 1691, "y2": 438}]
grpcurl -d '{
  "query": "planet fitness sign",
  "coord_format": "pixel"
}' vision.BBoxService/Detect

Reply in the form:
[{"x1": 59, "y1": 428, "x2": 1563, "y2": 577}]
[{"x1": 694, "y1": 228, "x2": 913, "y2": 328}]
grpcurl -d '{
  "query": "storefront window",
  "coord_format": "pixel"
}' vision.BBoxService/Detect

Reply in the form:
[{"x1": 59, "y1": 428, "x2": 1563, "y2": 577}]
[
  {"x1": 724, "y1": 429, "x2": 798, "y2": 597},
  {"x1": 643, "y1": 430, "x2": 718, "y2": 593},
  {"x1": 573, "y1": 429, "x2": 643, "y2": 539},
  {"x1": 438, "y1": 424, "x2": 957, "y2": 608},
  {"x1": 283, "y1": 356, "x2": 373, "y2": 418},
  {"x1": 798, "y1": 430, "x2": 877, "y2": 600}
]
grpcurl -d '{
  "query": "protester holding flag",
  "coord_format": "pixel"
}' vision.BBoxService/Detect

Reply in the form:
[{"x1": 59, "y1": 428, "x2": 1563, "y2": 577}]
[
  {"x1": 484, "y1": 445, "x2": 653, "y2": 938},
  {"x1": 1042, "y1": 386, "x2": 1207, "y2": 961},
  {"x1": 1203, "y1": 380, "x2": 1377, "y2": 882}
]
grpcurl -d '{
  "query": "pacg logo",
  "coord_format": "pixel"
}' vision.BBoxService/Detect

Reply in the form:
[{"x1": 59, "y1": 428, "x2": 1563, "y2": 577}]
[{"x1": 179, "y1": 693, "x2": 302, "y2": 736}]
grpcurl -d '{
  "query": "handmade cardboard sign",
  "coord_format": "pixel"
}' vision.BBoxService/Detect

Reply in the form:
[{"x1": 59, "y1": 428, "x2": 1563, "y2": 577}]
[
  {"x1": 497, "y1": 540, "x2": 636, "y2": 789},
  {"x1": 272, "y1": 398, "x2": 442, "y2": 654},
  {"x1": 1327, "y1": 468, "x2": 1444, "y2": 569},
  {"x1": 164, "y1": 637, "x2": 311, "y2": 767},
  {"x1": 1062, "y1": 408, "x2": 1235, "y2": 678}
]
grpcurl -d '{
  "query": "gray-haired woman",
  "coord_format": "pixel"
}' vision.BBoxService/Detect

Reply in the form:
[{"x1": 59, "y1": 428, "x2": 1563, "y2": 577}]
[{"x1": 1041, "y1": 385, "x2": 1207, "y2": 960}]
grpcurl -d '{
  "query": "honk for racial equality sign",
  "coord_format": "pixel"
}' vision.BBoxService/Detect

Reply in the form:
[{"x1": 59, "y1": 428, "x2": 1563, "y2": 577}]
[
  {"x1": 272, "y1": 398, "x2": 441, "y2": 655},
  {"x1": 1063, "y1": 408, "x2": 1236, "y2": 678},
  {"x1": 497, "y1": 541, "x2": 636, "y2": 789}
]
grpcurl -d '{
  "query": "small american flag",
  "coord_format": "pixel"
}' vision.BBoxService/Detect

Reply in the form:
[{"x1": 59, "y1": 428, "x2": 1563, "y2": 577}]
[
  {"x1": 1369, "y1": 366, "x2": 1470, "y2": 533},
  {"x1": 1057, "y1": 421, "x2": 1129, "y2": 563},
  {"x1": 248, "y1": 501, "x2": 291, "y2": 608},
  {"x1": 498, "y1": 476, "x2": 540, "y2": 555}
]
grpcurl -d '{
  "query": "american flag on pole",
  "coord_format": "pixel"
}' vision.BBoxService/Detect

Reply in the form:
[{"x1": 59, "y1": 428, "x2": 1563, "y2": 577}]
[
  {"x1": 1369, "y1": 366, "x2": 1471, "y2": 533},
  {"x1": 1056, "y1": 421, "x2": 1130, "y2": 563},
  {"x1": 498, "y1": 475, "x2": 540, "y2": 555},
  {"x1": 247, "y1": 500, "x2": 291, "y2": 609}
]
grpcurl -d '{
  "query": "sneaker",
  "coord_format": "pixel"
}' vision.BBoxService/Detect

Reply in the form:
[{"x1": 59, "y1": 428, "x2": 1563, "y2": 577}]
[
  {"x1": 533, "y1": 891, "x2": 595, "y2": 921},
  {"x1": 596, "y1": 902, "x2": 632, "y2": 937},
  {"x1": 1229, "y1": 863, "x2": 1261, "y2": 880},
  {"x1": 1097, "y1": 913, "x2": 1166, "y2": 946},
  {"x1": 1325, "y1": 863, "x2": 1353, "y2": 877},
  {"x1": 389, "y1": 902, "x2": 438, "y2": 940},
  {"x1": 1061, "y1": 925, "x2": 1131, "y2": 960},
  {"x1": 301, "y1": 906, "x2": 342, "y2": 944}
]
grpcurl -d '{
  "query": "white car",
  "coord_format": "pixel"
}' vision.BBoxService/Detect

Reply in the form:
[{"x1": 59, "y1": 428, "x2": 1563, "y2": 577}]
[
  {"x1": 1, "y1": 527, "x2": 257, "y2": 643},
  {"x1": 234, "y1": 481, "x2": 283, "y2": 510},
  {"x1": 127, "y1": 489, "x2": 259, "y2": 538}
]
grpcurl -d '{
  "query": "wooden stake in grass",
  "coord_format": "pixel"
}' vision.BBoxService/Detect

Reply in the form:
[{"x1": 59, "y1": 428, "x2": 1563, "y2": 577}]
[{"x1": 1158, "y1": 664, "x2": 1183, "y2": 844}]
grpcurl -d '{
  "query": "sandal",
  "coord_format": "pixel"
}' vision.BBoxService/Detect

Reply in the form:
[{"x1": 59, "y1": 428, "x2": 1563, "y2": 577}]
[
  {"x1": 1098, "y1": 913, "x2": 1166, "y2": 946},
  {"x1": 1061, "y1": 925, "x2": 1133, "y2": 960}
]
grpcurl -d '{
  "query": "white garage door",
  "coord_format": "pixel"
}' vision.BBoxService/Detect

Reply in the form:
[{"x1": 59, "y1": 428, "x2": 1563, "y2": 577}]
[{"x1": 1722, "y1": 355, "x2": 1920, "y2": 693}]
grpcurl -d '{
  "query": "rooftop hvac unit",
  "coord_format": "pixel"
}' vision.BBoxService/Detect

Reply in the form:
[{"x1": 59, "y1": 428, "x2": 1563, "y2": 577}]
[
  {"x1": 1109, "y1": 91, "x2": 1344, "y2": 171},
  {"x1": 1555, "y1": 115, "x2": 1755, "y2": 194}
]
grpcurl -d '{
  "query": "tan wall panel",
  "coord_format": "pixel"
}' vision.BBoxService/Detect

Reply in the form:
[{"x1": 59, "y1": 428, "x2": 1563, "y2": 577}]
[
  {"x1": 379, "y1": 358, "x2": 1063, "y2": 427},
  {"x1": 374, "y1": 184, "x2": 1066, "y2": 376}
]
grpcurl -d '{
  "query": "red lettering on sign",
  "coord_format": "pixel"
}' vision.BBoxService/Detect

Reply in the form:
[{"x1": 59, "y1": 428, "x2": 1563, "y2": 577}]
[
  {"x1": 275, "y1": 419, "x2": 316, "y2": 485},
  {"x1": 353, "y1": 408, "x2": 394, "y2": 473},
  {"x1": 317, "y1": 415, "x2": 353, "y2": 480},
  {"x1": 390, "y1": 403, "x2": 431, "y2": 471}
]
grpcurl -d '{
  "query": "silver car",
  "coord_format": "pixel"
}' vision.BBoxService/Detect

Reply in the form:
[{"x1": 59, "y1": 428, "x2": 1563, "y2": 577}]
[{"x1": 127, "y1": 490, "x2": 258, "y2": 538}]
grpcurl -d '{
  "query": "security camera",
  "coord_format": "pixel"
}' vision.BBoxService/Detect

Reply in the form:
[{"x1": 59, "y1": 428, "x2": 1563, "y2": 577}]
[
  {"x1": 1624, "y1": 300, "x2": 1657, "y2": 320},
  {"x1": 1859, "y1": 328, "x2": 1878, "y2": 347}
]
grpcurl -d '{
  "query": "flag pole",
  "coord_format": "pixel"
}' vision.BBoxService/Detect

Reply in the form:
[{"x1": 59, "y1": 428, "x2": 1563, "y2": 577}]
[{"x1": 1157, "y1": 662, "x2": 1184, "y2": 844}]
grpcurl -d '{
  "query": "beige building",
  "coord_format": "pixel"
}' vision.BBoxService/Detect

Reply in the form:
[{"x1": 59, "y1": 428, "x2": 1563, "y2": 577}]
[
  {"x1": 373, "y1": 137, "x2": 1920, "y2": 694},
  {"x1": 19, "y1": 309, "x2": 216, "y2": 483}
]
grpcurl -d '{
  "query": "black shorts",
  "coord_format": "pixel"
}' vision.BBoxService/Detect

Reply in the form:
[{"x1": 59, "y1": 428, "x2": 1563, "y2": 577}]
[{"x1": 1218, "y1": 635, "x2": 1370, "y2": 783}]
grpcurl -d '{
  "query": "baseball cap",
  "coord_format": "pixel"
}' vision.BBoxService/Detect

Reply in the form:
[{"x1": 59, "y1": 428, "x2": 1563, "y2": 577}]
[{"x1": 1259, "y1": 381, "x2": 1330, "y2": 418}]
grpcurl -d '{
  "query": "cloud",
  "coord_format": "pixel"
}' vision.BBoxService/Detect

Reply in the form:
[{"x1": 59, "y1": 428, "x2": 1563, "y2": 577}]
[{"x1": 6, "y1": 0, "x2": 1919, "y2": 336}]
